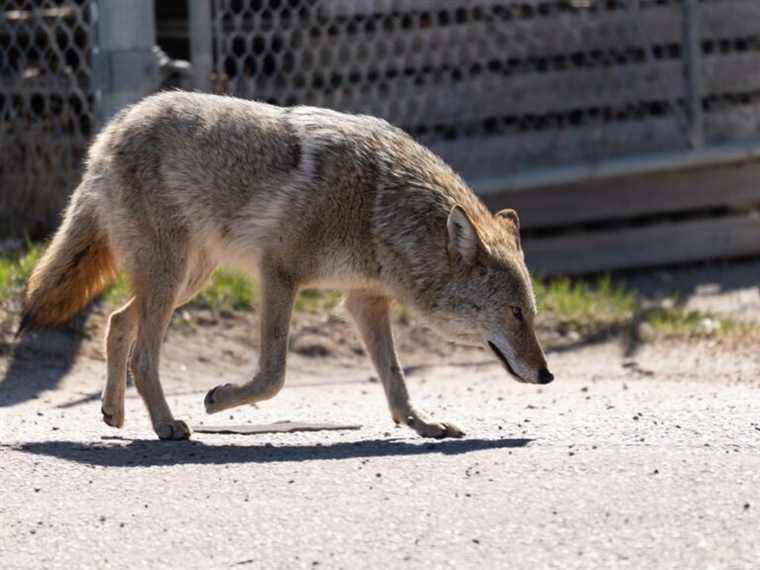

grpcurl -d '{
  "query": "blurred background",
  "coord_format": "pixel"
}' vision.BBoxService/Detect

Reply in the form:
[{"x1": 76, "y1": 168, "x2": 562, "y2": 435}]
[{"x1": 2, "y1": 0, "x2": 760, "y2": 276}]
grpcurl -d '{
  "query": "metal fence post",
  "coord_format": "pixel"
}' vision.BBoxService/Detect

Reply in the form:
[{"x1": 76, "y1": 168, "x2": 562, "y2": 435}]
[
  {"x1": 189, "y1": 0, "x2": 213, "y2": 92},
  {"x1": 94, "y1": 0, "x2": 159, "y2": 126},
  {"x1": 683, "y1": 0, "x2": 704, "y2": 148}
]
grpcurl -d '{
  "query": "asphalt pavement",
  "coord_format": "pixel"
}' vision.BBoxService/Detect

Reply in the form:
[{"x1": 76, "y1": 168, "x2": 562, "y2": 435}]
[{"x1": 2, "y1": 343, "x2": 760, "y2": 569}]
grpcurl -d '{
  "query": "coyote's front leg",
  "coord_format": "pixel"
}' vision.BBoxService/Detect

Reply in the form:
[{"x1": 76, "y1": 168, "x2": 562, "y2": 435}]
[
  {"x1": 345, "y1": 291, "x2": 464, "y2": 439},
  {"x1": 204, "y1": 266, "x2": 296, "y2": 413}
]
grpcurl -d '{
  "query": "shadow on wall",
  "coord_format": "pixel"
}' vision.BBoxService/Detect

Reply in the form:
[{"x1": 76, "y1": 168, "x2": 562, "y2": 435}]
[
  {"x1": 11, "y1": 437, "x2": 534, "y2": 468},
  {"x1": 0, "y1": 306, "x2": 94, "y2": 408}
]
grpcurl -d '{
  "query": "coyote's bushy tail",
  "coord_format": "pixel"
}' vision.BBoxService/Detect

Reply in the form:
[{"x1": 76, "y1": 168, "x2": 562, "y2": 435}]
[{"x1": 17, "y1": 192, "x2": 117, "y2": 335}]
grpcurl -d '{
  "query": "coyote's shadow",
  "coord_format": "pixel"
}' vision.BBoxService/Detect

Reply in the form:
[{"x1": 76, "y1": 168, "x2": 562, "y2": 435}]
[
  {"x1": 14, "y1": 437, "x2": 533, "y2": 467},
  {"x1": 0, "y1": 306, "x2": 94, "y2": 408}
]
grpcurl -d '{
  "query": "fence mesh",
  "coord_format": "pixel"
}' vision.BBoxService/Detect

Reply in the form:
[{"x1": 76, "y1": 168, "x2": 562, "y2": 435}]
[
  {"x1": 211, "y1": 0, "x2": 760, "y2": 185},
  {"x1": 0, "y1": 0, "x2": 95, "y2": 238},
  {"x1": 701, "y1": 1, "x2": 760, "y2": 145},
  {"x1": 3, "y1": 1, "x2": 760, "y2": 237}
]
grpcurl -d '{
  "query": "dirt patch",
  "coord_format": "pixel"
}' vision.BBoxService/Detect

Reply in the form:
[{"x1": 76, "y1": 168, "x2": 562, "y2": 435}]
[{"x1": 1, "y1": 260, "x2": 759, "y2": 404}]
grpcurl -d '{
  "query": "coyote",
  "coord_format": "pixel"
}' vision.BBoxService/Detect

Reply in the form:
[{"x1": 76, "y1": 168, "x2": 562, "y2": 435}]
[{"x1": 20, "y1": 92, "x2": 553, "y2": 440}]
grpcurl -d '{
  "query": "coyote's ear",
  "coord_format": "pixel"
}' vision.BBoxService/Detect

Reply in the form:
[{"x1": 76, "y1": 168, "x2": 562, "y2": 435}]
[
  {"x1": 447, "y1": 205, "x2": 481, "y2": 265},
  {"x1": 495, "y1": 208, "x2": 521, "y2": 249}
]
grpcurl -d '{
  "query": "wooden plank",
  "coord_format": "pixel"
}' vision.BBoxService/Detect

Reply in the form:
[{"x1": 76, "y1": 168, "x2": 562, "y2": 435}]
[
  {"x1": 702, "y1": 0, "x2": 760, "y2": 40},
  {"x1": 323, "y1": 0, "x2": 760, "y2": 47},
  {"x1": 704, "y1": 53, "x2": 760, "y2": 95},
  {"x1": 214, "y1": 0, "x2": 760, "y2": 80},
  {"x1": 369, "y1": 10, "x2": 683, "y2": 66},
  {"x1": 327, "y1": 0, "x2": 760, "y2": 34},
  {"x1": 524, "y1": 214, "x2": 760, "y2": 276},
  {"x1": 705, "y1": 103, "x2": 760, "y2": 143},
  {"x1": 233, "y1": 49, "x2": 760, "y2": 128},
  {"x1": 319, "y1": 60, "x2": 685, "y2": 126},
  {"x1": 430, "y1": 116, "x2": 687, "y2": 182},
  {"x1": 1, "y1": 74, "x2": 79, "y2": 93},
  {"x1": 488, "y1": 62, "x2": 683, "y2": 116},
  {"x1": 481, "y1": 161, "x2": 760, "y2": 229},
  {"x1": 218, "y1": 2, "x2": 760, "y2": 128},
  {"x1": 230, "y1": 51, "x2": 760, "y2": 143},
  {"x1": 217, "y1": 5, "x2": 685, "y2": 64},
  {"x1": 3, "y1": 7, "x2": 76, "y2": 21},
  {"x1": 321, "y1": 0, "x2": 598, "y2": 12},
  {"x1": 316, "y1": 2, "x2": 685, "y2": 57}
]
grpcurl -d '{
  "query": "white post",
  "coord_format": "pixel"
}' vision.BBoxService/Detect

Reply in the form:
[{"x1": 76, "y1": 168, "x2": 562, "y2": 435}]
[
  {"x1": 189, "y1": 0, "x2": 213, "y2": 92},
  {"x1": 94, "y1": 0, "x2": 158, "y2": 125}
]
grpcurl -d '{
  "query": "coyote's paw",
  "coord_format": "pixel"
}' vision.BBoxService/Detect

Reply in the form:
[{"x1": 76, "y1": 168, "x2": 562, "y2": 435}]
[
  {"x1": 101, "y1": 404, "x2": 124, "y2": 429},
  {"x1": 204, "y1": 383, "x2": 235, "y2": 414},
  {"x1": 408, "y1": 417, "x2": 465, "y2": 439},
  {"x1": 156, "y1": 419, "x2": 192, "y2": 441}
]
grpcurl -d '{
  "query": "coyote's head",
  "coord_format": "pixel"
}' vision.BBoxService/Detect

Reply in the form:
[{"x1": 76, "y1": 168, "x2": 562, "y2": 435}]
[{"x1": 426, "y1": 205, "x2": 553, "y2": 385}]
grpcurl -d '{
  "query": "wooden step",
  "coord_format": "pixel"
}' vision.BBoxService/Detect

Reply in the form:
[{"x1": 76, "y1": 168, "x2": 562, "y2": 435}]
[
  {"x1": 524, "y1": 213, "x2": 760, "y2": 276},
  {"x1": 481, "y1": 160, "x2": 760, "y2": 229}
]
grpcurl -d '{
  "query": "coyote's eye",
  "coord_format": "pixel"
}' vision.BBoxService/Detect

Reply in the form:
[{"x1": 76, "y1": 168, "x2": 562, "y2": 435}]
[{"x1": 511, "y1": 306, "x2": 524, "y2": 322}]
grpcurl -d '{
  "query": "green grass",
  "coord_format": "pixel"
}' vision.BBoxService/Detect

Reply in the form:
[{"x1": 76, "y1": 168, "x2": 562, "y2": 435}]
[
  {"x1": 534, "y1": 274, "x2": 636, "y2": 333},
  {"x1": 0, "y1": 243, "x2": 751, "y2": 341},
  {"x1": 294, "y1": 288, "x2": 342, "y2": 314},
  {"x1": 643, "y1": 306, "x2": 741, "y2": 338},
  {"x1": 101, "y1": 268, "x2": 258, "y2": 311},
  {"x1": 101, "y1": 272, "x2": 131, "y2": 306},
  {"x1": 534, "y1": 274, "x2": 753, "y2": 340},
  {"x1": 196, "y1": 268, "x2": 258, "y2": 311},
  {"x1": 100, "y1": 267, "x2": 340, "y2": 314},
  {"x1": 0, "y1": 243, "x2": 43, "y2": 302}
]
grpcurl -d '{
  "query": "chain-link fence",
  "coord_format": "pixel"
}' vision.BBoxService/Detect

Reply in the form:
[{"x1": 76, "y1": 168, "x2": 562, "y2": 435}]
[
  {"x1": 0, "y1": 0, "x2": 160, "y2": 239},
  {"x1": 0, "y1": 0, "x2": 96, "y2": 237},
  {"x1": 701, "y1": 1, "x2": 760, "y2": 144},
  {"x1": 210, "y1": 0, "x2": 760, "y2": 186},
  {"x1": 4, "y1": 1, "x2": 760, "y2": 245}
]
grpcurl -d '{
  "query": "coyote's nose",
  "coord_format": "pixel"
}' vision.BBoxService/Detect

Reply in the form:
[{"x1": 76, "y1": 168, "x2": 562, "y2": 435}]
[{"x1": 537, "y1": 368, "x2": 554, "y2": 384}]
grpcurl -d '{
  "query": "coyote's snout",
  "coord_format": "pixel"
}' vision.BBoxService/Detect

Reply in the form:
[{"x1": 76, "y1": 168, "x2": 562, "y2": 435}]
[
  {"x1": 487, "y1": 338, "x2": 554, "y2": 385},
  {"x1": 19, "y1": 91, "x2": 553, "y2": 441}
]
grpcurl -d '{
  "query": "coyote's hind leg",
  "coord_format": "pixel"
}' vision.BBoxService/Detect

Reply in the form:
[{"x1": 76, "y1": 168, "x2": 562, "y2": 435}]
[
  {"x1": 128, "y1": 257, "x2": 192, "y2": 440},
  {"x1": 204, "y1": 265, "x2": 296, "y2": 413},
  {"x1": 102, "y1": 298, "x2": 137, "y2": 428},
  {"x1": 345, "y1": 291, "x2": 464, "y2": 439},
  {"x1": 101, "y1": 253, "x2": 215, "y2": 433}
]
